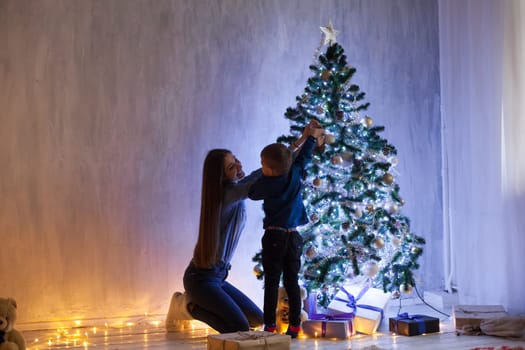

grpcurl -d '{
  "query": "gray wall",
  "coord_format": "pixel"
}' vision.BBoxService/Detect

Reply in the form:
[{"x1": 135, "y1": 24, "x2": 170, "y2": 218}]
[{"x1": 0, "y1": 0, "x2": 441, "y2": 323}]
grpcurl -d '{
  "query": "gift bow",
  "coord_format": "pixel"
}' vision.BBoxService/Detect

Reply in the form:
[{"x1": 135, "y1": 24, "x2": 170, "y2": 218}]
[
  {"x1": 335, "y1": 284, "x2": 385, "y2": 321},
  {"x1": 394, "y1": 313, "x2": 427, "y2": 334}
]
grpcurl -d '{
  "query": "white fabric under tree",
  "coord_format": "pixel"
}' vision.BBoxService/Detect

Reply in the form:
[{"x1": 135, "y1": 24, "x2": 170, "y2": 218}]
[{"x1": 439, "y1": 0, "x2": 525, "y2": 314}]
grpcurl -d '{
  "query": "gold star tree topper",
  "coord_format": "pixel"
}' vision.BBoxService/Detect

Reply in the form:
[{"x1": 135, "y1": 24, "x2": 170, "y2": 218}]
[{"x1": 320, "y1": 21, "x2": 339, "y2": 46}]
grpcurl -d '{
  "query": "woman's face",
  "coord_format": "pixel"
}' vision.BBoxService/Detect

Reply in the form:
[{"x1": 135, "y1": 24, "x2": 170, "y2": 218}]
[{"x1": 223, "y1": 153, "x2": 245, "y2": 182}]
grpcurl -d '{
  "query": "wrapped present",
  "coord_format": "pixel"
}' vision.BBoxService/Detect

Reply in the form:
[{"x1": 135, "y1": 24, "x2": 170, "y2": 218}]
[
  {"x1": 453, "y1": 305, "x2": 508, "y2": 332},
  {"x1": 327, "y1": 283, "x2": 390, "y2": 334},
  {"x1": 389, "y1": 313, "x2": 440, "y2": 336},
  {"x1": 302, "y1": 309, "x2": 355, "y2": 339},
  {"x1": 207, "y1": 331, "x2": 290, "y2": 350}
]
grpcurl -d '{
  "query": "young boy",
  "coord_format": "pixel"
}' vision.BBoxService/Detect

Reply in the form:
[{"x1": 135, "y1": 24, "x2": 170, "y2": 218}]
[{"x1": 248, "y1": 120, "x2": 324, "y2": 338}]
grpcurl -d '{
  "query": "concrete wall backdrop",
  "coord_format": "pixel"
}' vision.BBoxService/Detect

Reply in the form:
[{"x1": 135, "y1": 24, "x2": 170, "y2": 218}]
[{"x1": 0, "y1": 0, "x2": 441, "y2": 323}]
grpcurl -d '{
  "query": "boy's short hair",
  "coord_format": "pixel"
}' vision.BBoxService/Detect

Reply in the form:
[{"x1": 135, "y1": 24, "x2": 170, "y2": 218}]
[{"x1": 261, "y1": 143, "x2": 293, "y2": 176}]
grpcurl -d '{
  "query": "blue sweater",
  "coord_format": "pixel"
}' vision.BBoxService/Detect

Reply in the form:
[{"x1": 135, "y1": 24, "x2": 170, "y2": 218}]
[
  {"x1": 248, "y1": 136, "x2": 315, "y2": 230},
  {"x1": 218, "y1": 169, "x2": 262, "y2": 266}
]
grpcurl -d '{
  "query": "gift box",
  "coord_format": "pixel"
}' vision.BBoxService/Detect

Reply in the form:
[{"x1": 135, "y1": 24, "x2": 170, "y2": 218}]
[
  {"x1": 302, "y1": 317, "x2": 354, "y2": 339},
  {"x1": 207, "y1": 331, "x2": 290, "y2": 350},
  {"x1": 327, "y1": 283, "x2": 390, "y2": 334},
  {"x1": 389, "y1": 314, "x2": 440, "y2": 336},
  {"x1": 453, "y1": 305, "x2": 508, "y2": 332}
]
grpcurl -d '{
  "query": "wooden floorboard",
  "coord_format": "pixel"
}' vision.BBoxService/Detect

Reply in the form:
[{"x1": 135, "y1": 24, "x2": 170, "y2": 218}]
[{"x1": 21, "y1": 303, "x2": 525, "y2": 350}]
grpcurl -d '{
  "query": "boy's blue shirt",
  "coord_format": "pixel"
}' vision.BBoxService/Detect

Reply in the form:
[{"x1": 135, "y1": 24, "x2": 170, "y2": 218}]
[{"x1": 248, "y1": 136, "x2": 316, "y2": 229}]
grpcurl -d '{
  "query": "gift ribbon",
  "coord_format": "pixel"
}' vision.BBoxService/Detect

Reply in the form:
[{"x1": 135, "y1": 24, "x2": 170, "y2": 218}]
[
  {"x1": 334, "y1": 283, "x2": 385, "y2": 322},
  {"x1": 228, "y1": 331, "x2": 280, "y2": 349},
  {"x1": 394, "y1": 313, "x2": 426, "y2": 334},
  {"x1": 309, "y1": 313, "x2": 355, "y2": 336}
]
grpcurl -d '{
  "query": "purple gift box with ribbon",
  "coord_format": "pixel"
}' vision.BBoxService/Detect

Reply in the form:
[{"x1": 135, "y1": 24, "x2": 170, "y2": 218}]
[
  {"x1": 326, "y1": 283, "x2": 390, "y2": 334},
  {"x1": 389, "y1": 313, "x2": 440, "y2": 336},
  {"x1": 302, "y1": 292, "x2": 355, "y2": 339}
]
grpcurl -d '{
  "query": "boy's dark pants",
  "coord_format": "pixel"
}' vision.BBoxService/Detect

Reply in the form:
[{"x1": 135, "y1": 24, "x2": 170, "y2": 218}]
[{"x1": 262, "y1": 229, "x2": 304, "y2": 327}]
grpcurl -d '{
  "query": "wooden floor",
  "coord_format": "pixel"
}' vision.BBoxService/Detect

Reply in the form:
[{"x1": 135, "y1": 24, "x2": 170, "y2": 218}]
[{"x1": 21, "y1": 302, "x2": 525, "y2": 350}]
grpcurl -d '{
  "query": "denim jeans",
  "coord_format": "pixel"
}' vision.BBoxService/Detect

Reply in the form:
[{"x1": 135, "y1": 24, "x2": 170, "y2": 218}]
[
  {"x1": 183, "y1": 261, "x2": 263, "y2": 333},
  {"x1": 261, "y1": 229, "x2": 303, "y2": 327}
]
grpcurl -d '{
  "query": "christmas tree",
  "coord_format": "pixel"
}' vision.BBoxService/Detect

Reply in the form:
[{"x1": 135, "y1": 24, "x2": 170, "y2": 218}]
[{"x1": 252, "y1": 22, "x2": 425, "y2": 307}]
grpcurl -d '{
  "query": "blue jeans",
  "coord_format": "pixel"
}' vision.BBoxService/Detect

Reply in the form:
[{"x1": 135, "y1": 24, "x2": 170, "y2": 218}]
[
  {"x1": 262, "y1": 229, "x2": 303, "y2": 327},
  {"x1": 183, "y1": 262, "x2": 263, "y2": 333}
]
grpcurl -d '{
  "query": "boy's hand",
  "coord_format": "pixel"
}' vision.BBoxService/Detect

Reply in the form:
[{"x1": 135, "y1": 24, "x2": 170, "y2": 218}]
[{"x1": 307, "y1": 119, "x2": 325, "y2": 143}]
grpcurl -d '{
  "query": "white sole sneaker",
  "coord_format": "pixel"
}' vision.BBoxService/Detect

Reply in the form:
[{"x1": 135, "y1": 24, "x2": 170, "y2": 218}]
[{"x1": 165, "y1": 291, "x2": 193, "y2": 332}]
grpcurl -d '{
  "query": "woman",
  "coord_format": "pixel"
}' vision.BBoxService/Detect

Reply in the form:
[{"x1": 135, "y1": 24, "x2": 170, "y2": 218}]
[{"x1": 176, "y1": 149, "x2": 264, "y2": 333}]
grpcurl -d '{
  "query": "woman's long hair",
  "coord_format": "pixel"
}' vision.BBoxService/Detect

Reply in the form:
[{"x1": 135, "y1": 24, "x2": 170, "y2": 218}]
[{"x1": 192, "y1": 149, "x2": 231, "y2": 269}]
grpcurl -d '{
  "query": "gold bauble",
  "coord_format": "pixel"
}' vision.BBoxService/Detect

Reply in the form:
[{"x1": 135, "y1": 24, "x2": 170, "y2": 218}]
[
  {"x1": 316, "y1": 106, "x2": 325, "y2": 114},
  {"x1": 253, "y1": 264, "x2": 263, "y2": 278},
  {"x1": 411, "y1": 246, "x2": 422, "y2": 255},
  {"x1": 313, "y1": 177, "x2": 322, "y2": 187},
  {"x1": 382, "y1": 173, "x2": 394, "y2": 185},
  {"x1": 400, "y1": 283, "x2": 413, "y2": 294},
  {"x1": 324, "y1": 134, "x2": 336, "y2": 144},
  {"x1": 354, "y1": 209, "x2": 363, "y2": 218},
  {"x1": 331, "y1": 155, "x2": 343, "y2": 165},
  {"x1": 364, "y1": 115, "x2": 373, "y2": 128},
  {"x1": 366, "y1": 204, "x2": 374, "y2": 213},
  {"x1": 363, "y1": 260, "x2": 379, "y2": 277},
  {"x1": 387, "y1": 203, "x2": 399, "y2": 214},
  {"x1": 305, "y1": 246, "x2": 317, "y2": 259},
  {"x1": 321, "y1": 70, "x2": 332, "y2": 81},
  {"x1": 373, "y1": 237, "x2": 385, "y2": 249},
  {"x1": 392, "y1": 237, "x2": 402, "y2": 247},
  {"x1": 311, "y1": 213, "x2": 319, "y2": 222}
]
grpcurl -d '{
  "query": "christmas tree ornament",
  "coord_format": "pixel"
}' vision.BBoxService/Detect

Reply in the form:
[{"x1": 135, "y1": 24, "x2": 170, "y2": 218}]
[
  {"x1": 336, "y1": 110, "x2": 344, "y2": 120},
  {"x1": 411, "y1": 246, "x2": 422, "y2": 255},
  {"x1": 392, "y1": 290, "x2": 401, "y2": 299},
  {"x1": 313, "y1": 177, "x2": 323, "y2": 187},
  {"x1": 310, "y1": 213, "x2": 319, "y2": 222},
  {"x1": 320, "y1": 20, "x2": 339, "y2": 46},
  {"x1": 253, "y1": 264, "x2": 263, "y2": 278},
  {"x1": 341, "y1": 221, "x2": 350, "y2": 231},
  {"x1": 400, "y1": 283, "x2": 413, "y2": 294},
  {"x1": 324, "y1": 134, "x2": 336, "y2": 144},
  {"x1": 363, "y1": 260, "x2": 379, "y2": 277},
  {"x1": 387, "y1": 203, "x2": 398, "y2": 214},
  {"x1": 331, "y1": 155, "x2": 343, "y2": 165},
  {"x1": 373, "y1": 237, "x2": 385, "y2": 249},
  {"x1": 305, "y1": 245, "x2": 317, "y2": 259},
  {"x1": 354, "y1": 208, "x2": 363, "y2": 218},
  {"x1": 392, "y1": 237, "x2": 402, "y2": 247},
  {"x1": 321, "y1": 69, "x2": 332, "y2": 81},
  {"x1": 364, "y1": 115, "x2": 373, "y2": 128},
  {"x1": 382, "y1": 173, "x2": 394, "y2": 185},
  {"x1": 316, "y1": 106, "x2": 325, "y2": 114}
]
